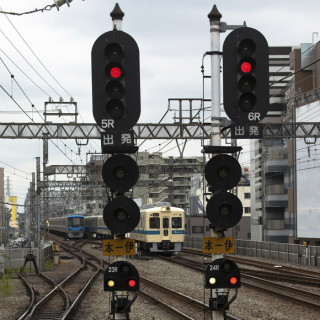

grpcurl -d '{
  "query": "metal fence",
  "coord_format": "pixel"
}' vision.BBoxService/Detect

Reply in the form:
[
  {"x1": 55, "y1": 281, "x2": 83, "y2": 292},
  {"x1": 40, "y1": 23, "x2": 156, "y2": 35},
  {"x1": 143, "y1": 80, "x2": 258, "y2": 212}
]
[
  {"x1": 184, "y1": 236, "x2": 320, "y2": 267},
  {"x1": 0, "y1": 243, "x2": 53, "y2": 272},
  {"x1": 236, "y1": 239, "x2": 320, "y2": 267}
]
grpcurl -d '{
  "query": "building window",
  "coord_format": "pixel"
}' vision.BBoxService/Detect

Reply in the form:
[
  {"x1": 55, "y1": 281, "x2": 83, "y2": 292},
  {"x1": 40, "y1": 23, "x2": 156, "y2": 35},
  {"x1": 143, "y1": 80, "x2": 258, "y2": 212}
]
[
  {"x1": 192, "y1": 226, "x2": 203, "y2": 233},
  {"x1": 244, "y1": 207, "x2": 251, "y2": 213},
  {"x1": 244, "y1": 193, "x2": 251, "y2": 199}
]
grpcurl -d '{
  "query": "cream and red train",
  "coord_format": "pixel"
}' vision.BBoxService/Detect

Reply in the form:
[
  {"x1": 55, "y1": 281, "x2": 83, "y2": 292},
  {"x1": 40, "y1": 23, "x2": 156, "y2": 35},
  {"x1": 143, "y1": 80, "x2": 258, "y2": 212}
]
[{"x1": 84, "y1": 202, "x2": 185, "y2": 253}]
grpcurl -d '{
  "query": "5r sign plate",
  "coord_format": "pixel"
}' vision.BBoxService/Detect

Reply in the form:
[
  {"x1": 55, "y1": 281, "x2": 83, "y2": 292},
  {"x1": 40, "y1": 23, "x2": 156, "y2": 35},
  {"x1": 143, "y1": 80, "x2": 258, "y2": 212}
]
[
  {"x1": 103, "y1": 239, "x2": 136, "y2": 256},
  {"x1": 203, "y1": 237, "x2": 235, "y2": 254}
]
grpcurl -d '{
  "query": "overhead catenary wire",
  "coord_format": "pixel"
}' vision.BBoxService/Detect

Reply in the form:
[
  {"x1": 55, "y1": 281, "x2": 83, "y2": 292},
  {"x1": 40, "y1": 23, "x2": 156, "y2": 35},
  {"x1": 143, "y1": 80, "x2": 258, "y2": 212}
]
[
  {"x1": 0, "y1": 28, "x2": 62, "y2": 97},
  {"x1": 0, "y1": 0, "x2": 74, "y2": 16},
  {"x1": 0, "y1": 44, "x2": 98, "y2": 165},
  {"x1": 0, "y1": 10, "x2": 101, "y2": 154},
  {"x1": 0, "y1": 84, "x2": 76, "y2": 164},
  {"x1": 0, "y1": 159, "x2": 32, "y2": 176},
  {"x1": 1, "y1": 8, "x2": 73, "y2": 99},
  {"x1": 0, "y1": 50, "x2": 51, "y2": 97}
]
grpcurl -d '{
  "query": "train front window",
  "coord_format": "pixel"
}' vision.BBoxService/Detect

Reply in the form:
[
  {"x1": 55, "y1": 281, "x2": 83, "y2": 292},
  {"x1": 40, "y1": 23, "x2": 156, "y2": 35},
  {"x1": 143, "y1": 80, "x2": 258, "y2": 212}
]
[
  {"x1": 172, "y1": 217, "x2": 182, "y2": 228},
  {"x1": 150, "y1": 217, "x2": 160, "y2": 229},
  {"x1": 68, "y1": 217, "x2": 83, "y2": 227},
  {"x1": 163, "y1": 218, "x2": 169, "y2": 229}
]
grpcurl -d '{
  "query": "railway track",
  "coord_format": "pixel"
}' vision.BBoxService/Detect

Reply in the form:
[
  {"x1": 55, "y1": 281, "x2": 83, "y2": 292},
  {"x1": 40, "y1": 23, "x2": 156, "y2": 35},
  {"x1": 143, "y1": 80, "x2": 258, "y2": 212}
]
[
  {"x1": 175, "y1": 248, "x2": 320, "y2": 311},
  {"x1": 140, "y1": 276, "x2": 241, "y2": 320},
  {"x1": 17, "y1": 236, "x2": 213, "y2": 320},
  {"x1": 182, "y1": 248, "x2": 320, "y2": 284},
  {"x1": 17, "y1": 238, "x2": 103, "y2": 320},
  {"x1": 67, "y1": 239, "x2": 242, "y2": 319}
]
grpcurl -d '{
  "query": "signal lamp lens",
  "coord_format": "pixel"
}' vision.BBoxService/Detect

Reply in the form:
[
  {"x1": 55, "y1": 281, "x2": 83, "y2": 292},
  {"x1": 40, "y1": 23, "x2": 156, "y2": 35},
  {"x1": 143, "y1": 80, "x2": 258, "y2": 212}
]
[
  {"x1": 107, "y1": 280, "x2": 115, "y2": 287},
  {"x1": 239, "y1": 93, "x2": 256, "y2": 112},
  {"x1": 106, "y1": 81, "x2": 124, "y2": 98},
  {"x1": 119, "y1": 263, "x2": 131, "y2": 274},
  {"x1": 229, "y1": 276, "x2": 238, "y2": 285},
  {"x1": 222, "y1": 260, "x2": 232, "y2": 272},
  {"x1": 239, "y1": 57, "x2": 255, "y2": 74},
  {"x1": 114, "y1": 166, "x2": 127, "y2": 179},
  {"x1": 105, "y1": 43, "x2": 123, "y2": 61},
  {"x1": 238, "y1": 39, "x2": 256, "y2": 57},
  {"x1": 238, "y1": 75, "x2": 256, "y2": 93},
  {"x1": 115, "y1": 208, "x2": 128, "y2": 222},
  {"x1": 110, "y1": 66, "x2": 122, "y2": 78},
  {"x1": 106, "y1": 100, "x2": 125, "y2": 119},
  {"x1": 128, "y1": 279, "x2": 136, "y2": 288},
  {"x1": 209, "y1": 277, "x2": 217, "y2": 285},
  {"x1": 218, "y1": 203, "x2": 232, "y2": 217},
  {"x1": 240, "y1": 62, "x2": 252, "y2": 73},
  {"x1": 217, "y1": 166, "x2": 229, "y2": 179}
]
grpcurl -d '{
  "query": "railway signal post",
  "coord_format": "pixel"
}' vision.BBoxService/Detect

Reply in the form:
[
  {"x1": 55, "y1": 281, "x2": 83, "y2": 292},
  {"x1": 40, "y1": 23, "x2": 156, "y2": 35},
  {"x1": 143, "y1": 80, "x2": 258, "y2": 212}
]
[
  {"x1": 203, "y1": 5, "x2": 268, "y2": 319},
  {"x1": 91, "y1": 4, "x2": 140, "y2": 319},
  {"x1": 223, "y1": 27, "x2": 269, "y2": 126}
]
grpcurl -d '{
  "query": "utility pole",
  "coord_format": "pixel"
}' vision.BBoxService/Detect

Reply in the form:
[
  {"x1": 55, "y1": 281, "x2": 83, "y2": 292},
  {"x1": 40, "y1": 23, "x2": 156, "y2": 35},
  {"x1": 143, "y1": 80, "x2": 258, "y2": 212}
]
[{"x1": 36, "y1": 157, "x2": 42, "y2": 270}]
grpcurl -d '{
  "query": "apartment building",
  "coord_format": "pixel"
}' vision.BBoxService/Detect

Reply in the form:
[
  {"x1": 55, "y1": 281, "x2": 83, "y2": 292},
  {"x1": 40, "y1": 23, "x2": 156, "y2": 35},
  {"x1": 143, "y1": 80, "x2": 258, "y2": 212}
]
[{"x1": 251, "y1": 43, "x2": 320, "y2": 244}]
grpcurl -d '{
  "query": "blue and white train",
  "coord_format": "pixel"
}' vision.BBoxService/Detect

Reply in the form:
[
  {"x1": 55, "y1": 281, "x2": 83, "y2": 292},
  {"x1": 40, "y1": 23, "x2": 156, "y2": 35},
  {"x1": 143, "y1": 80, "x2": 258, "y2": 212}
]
[
  {"x1": 84, "y1": 215, "x2": 111, "y2": 239},
  {"x1": 48, "y1": 215, "x2": 85, "y2": 239}
]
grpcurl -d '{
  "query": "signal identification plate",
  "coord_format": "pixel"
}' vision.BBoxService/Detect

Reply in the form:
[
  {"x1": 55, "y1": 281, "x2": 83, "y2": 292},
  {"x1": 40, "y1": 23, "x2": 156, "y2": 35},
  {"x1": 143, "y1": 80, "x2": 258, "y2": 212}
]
[
  {"x1": 103, "y1": 239, "x2": 136, "y2": 256},
  {"x1": 203, "y1": 237, "x2": 235, "y2": 254}
]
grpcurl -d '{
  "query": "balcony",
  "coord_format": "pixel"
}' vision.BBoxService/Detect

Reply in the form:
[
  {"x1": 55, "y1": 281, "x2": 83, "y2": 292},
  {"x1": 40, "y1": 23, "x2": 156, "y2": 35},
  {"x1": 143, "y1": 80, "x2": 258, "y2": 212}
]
[
  {"x1": 265, "y1": 194, "x2": 288, "y2": 207},
  {"x1": 266, "y1": 219, "x2": 285, "y2": 230},
  {"x1": 264, "y1": 159, "x2": 288, "y2": 173},
  {"x1": 266, "y1": 184, "x2": 284, "y2": 195}
]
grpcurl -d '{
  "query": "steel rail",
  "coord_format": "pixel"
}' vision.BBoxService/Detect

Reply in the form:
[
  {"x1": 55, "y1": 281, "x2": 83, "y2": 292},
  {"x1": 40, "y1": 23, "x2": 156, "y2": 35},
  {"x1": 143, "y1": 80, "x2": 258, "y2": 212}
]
[
  {"x1": 17, "y1": 272, "x2": 36, "y2": 320},
  {"x1": 61, "y1": 257, "x2": 103, "y2": 320},
  {"x1": 242, "y1": 274, "x2": 320, "y2": 310},
  {"x1": 28, "y1": 256, "x2": 86, "y2": 319}
]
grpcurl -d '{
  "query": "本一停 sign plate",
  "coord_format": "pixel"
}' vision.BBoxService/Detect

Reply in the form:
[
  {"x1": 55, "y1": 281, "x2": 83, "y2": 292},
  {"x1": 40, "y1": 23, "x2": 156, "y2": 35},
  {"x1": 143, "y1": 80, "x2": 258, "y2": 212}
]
[
  {"x1": 203, "y1": 237, "x2": 235, "y2": 254},
  {"x1": 102, "y1": 239, "x2": 136, "y2": 256}
]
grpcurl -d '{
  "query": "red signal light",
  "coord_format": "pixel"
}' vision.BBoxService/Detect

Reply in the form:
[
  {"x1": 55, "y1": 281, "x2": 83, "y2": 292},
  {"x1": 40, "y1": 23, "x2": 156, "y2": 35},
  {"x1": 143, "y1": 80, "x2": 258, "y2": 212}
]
[
  {"x1": 240, "y1": 62, "x2": 252, "y2": 73},
  {"x1": 229, "y1": 276, "x2": 238, "y2": 285},
  {"x1": 110, "y1": 66, "x2": 122, "y2": 78},
  {"x1": 128, "y1": 279, "x2": 136, "y2": 288}
]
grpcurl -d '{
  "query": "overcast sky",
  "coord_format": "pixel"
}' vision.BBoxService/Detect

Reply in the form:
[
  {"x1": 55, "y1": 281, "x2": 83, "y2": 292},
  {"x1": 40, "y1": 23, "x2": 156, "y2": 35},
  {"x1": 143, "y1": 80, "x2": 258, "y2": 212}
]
[{"x1": 0, "y1": 0, "x2": 320, "y2": 211}]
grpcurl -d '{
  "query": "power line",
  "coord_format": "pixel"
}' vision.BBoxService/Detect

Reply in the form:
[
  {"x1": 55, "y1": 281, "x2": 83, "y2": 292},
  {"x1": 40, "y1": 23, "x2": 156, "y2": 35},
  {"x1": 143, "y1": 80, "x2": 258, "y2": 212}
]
[
  {"x1": 1, "y1": 7, "x2": 73, "y2": 98},
  {"x1": 0, "y1": 1, "x2": 74, "y2": 16},
  {"x1": 0, "y1": 49, "x2": 51, "y2": 96},
  {"x1": 0, "y1": 27, "x2": 62, "y2": 97}
]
